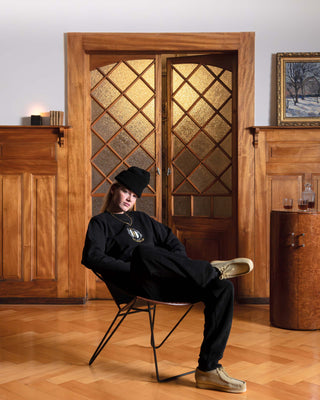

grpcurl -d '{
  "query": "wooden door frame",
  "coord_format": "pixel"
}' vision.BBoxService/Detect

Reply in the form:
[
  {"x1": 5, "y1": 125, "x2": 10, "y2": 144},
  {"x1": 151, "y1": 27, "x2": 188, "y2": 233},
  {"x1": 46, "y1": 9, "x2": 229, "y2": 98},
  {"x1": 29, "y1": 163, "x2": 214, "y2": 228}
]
[{"x1": 66, "y1": 32, "x2": 255, "y2": 299}]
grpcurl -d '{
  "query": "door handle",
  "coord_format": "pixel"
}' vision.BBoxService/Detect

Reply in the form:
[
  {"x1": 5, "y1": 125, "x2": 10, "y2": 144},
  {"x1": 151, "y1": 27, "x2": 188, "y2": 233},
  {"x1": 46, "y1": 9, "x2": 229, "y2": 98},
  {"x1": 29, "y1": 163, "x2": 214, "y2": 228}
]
[
  {"x1": 289, "y1": 232, "x2": 305, "y2": 248},
  {"x1": 295, "y1": 233, "x2": 305, "y2": 248}
]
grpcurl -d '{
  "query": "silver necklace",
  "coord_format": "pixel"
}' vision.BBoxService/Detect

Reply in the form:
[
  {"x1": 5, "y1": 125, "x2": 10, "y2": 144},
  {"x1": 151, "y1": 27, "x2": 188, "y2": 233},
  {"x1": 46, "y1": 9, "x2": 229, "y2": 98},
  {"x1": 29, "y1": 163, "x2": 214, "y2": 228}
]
[{"x1": 110, "y1": 212, "x2": 133, "y2": 226}]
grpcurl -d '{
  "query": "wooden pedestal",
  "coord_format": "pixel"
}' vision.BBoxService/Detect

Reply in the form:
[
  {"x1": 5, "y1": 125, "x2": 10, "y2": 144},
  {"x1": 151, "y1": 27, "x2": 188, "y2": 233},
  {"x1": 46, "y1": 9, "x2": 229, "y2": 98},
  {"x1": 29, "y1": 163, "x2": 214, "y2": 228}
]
[{"x1": 270, "y1": 210, "x2": 320, "y2": 330}]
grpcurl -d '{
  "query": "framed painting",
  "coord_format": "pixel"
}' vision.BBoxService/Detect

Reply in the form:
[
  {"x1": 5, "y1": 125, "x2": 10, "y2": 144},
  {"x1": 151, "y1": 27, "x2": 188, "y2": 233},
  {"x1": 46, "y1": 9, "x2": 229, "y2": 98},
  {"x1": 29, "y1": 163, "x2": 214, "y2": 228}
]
[{"x1": 277, "y1": 52, "x2": 320, "y2": 126}]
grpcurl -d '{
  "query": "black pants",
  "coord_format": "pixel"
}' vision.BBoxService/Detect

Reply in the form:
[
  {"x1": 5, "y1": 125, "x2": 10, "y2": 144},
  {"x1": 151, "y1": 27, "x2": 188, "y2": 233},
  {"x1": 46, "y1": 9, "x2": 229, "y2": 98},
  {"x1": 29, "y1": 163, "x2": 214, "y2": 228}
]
[{"x1": 130, "y1": 245, "x2": 234, "y2": 371}]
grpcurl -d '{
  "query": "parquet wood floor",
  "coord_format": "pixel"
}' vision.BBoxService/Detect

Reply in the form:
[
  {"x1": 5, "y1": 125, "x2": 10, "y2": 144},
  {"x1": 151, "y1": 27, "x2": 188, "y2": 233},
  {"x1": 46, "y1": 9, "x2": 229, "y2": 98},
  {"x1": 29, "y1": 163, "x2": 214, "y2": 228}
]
[{"x1": 1, "y1": 301, "x2": 320, "y2": 399}]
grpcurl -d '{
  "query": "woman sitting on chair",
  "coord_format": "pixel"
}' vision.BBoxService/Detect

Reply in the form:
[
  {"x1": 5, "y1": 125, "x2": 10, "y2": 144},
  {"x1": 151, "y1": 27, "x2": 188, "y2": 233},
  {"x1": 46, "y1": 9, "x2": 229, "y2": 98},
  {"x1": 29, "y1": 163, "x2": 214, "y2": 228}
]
[{"x1": 82, "y1": 166, "x2": 253, "y2": 393}]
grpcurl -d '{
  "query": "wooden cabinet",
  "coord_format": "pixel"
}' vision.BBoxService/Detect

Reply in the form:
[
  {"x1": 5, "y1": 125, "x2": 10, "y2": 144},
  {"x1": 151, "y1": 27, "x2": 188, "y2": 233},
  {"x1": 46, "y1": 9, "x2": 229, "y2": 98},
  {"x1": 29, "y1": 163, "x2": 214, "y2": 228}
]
[
  {"x1": 0, "y1": 126, "x2": 85, "y2": 303},
  {"x1": 270, "y1": 210, "x2": 320, "y2": 330},
  {"x1": 248, "y1": 126, "x2": 320, "y2": 303}
]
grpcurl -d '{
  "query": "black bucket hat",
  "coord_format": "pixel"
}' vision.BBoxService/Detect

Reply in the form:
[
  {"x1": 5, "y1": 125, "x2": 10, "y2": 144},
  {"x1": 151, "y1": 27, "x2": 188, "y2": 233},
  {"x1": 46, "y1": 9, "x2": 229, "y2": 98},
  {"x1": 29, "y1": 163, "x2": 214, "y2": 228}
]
[{"x1": 115, "y1": 166, "x2": 150, "y2": 197}]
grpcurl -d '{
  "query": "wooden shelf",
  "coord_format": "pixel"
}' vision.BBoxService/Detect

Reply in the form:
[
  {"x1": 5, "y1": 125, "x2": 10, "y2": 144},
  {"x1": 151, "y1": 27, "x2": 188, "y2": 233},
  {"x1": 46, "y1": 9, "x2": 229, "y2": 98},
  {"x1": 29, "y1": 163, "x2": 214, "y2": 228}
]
[
  {"x1": 249, "y1": 125, "x2": 320, "y2": 147},
  {"x1": 0, "y1": 125, "x2": 71, "y2": 147}
]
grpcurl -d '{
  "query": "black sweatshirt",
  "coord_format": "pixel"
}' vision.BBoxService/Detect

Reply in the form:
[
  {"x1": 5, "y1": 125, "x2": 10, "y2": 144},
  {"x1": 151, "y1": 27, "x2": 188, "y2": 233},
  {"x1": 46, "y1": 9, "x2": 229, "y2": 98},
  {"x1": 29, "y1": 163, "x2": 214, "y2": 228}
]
[{"x1": 81, "y1": 211, "x2": 186, "y2": 278}]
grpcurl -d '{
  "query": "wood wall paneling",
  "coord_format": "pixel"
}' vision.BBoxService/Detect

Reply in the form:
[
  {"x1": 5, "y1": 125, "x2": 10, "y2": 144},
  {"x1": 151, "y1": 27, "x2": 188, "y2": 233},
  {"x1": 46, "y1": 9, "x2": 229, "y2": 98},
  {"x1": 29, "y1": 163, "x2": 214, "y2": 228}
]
[
  {"x1": 32, "y1": 175, "x2": 56, "y2": 280},
  {"x1": 1, "y1": 175, "x2": 22, "y2": 280},
  {"x1": 0, "y1": 126, "x2": 81, "y2": 303}
]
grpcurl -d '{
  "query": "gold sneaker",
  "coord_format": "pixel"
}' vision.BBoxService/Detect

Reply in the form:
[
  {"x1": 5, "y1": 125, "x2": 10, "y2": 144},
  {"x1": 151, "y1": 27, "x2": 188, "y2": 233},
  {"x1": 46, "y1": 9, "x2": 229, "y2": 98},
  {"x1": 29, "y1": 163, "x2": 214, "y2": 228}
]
[
  {"x1": 195, "y1": 367, "x2": 246, "y2": 393},
  {"x1": 211, "y1": 258, "x2": 254, "y2": 280}
]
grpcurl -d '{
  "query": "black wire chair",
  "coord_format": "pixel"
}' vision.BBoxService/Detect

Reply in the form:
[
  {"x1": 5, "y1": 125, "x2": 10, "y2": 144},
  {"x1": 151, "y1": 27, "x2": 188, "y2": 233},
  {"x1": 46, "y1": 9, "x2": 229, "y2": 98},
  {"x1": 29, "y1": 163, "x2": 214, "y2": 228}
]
[{"x1": 89, "y1": 271, "x2": 196, "y2": 382}]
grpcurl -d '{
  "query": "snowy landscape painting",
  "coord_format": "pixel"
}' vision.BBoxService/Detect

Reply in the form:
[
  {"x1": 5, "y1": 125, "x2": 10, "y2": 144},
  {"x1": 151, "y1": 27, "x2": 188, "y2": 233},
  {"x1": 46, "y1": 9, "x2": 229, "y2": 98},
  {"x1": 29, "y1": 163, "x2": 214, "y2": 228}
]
[{"x1": 277, "y1": 53, "x2": 320, "y2": 125}]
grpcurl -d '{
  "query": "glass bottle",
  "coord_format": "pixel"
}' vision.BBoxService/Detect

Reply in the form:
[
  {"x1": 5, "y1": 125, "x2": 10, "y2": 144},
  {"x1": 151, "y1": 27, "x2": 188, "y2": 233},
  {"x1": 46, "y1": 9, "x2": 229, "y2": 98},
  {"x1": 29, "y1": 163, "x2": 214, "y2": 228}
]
[{"x1": 301, "y1": 183, "x2": 315, "y2": 210}]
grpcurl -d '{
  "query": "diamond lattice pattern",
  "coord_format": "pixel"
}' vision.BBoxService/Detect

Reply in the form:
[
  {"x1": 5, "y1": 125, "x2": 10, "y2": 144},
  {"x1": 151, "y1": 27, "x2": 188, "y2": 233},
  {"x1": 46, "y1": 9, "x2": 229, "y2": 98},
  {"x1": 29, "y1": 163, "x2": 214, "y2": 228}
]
[
  {"x1": 172, "y1": 64, "x2": 233, "y2": 196},
  {"x1": 90, "y1": 60, "x2": 156, "y2": 215}
]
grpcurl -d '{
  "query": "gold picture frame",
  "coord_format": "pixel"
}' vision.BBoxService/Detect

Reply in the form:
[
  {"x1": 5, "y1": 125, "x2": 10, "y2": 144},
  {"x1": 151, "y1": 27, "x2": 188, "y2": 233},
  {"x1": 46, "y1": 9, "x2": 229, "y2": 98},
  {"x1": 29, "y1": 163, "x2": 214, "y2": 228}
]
[{"x1": 277, "y1": 52, "x2": 320, "y2": 126}]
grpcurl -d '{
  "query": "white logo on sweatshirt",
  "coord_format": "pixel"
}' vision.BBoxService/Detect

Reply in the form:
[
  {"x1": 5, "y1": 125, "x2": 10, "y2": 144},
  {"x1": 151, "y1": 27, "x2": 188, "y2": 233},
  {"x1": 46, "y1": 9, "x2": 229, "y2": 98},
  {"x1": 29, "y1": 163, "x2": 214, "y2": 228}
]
[{"x1": 127, "y1": 227, "x2": 144, "y2": 243}]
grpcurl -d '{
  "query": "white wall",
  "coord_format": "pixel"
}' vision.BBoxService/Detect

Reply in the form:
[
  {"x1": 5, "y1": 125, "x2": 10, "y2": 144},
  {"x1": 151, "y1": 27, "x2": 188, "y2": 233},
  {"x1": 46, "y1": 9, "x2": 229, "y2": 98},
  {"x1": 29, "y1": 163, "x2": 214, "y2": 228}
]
[{"x1": 1, "y1": 0, "x2": 319, "y2": 125}]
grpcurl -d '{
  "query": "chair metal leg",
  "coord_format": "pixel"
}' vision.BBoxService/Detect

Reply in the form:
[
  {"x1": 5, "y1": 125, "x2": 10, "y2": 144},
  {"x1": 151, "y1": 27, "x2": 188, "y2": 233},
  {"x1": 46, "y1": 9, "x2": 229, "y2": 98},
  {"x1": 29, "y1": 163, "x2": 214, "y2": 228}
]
[
  {"x1": 147, "y1": 304, "x2": 195, "y2": 382},
  {"x1": 153, "y1": 304, "x2": 194, "y2": 349},
  {"x1": 89, "y1": 298, "x2": 195, "y2": 382},
  {"x1": 89, "y1": 303, "x2": 134, "y2": 366}
]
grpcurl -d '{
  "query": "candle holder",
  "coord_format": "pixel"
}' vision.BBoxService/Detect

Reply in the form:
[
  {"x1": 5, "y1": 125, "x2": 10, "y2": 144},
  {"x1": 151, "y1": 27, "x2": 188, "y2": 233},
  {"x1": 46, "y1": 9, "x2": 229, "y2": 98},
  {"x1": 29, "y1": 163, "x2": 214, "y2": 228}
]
[{"x1": 31, "y1": 115, "x2": 42, "y2": 125}]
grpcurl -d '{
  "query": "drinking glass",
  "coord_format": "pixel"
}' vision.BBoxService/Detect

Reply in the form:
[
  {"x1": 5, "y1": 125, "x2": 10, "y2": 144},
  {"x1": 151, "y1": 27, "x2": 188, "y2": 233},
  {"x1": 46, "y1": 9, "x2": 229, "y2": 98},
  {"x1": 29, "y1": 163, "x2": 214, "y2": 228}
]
[
  {"x1": 283, "y1": 198, "x2": 293, "y2": 210},
  {"x1": 298, "y1": 199, "x2": 308, "y2": 211}
]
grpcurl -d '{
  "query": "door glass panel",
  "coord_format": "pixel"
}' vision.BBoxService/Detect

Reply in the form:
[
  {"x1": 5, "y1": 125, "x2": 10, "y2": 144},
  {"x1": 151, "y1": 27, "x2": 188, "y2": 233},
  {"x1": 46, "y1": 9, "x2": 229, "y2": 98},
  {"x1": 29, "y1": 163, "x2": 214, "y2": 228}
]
[
  {"x1": 136, "y1": 196, "x2": 155, "y2": 216},
  {"x1": 174, "y1": 149, "x2": 199, "y2": 176},
  {"x1": 189, "y1": 99, "x2": 215, "y2": 125},
  {"x1": 174, "y1": 63, "x2": 199, "y2": 78},
  {"x1": 91, "y1": 79, "x2": 120, "y2": 108},
  {"x1": 90, "y1": 59, "x2": 157, "y2": 216},
  {"x1": 189, "y1": 165, "x2": 215, "y2": 192},
  {"x1": 126, "y1": 113, "x2": 154, "y2": 142},
  {"x1": 205, "y1": 81, "x2": 230, "y2": 108},
  {"x1": 189, "y1": 132, "x2": 212, "y2": 159},
  {"x1": 221, "y1": 134, "x2": 232, "y2": 155},
  {"x1": 206, "y1": 115, "x2": 230, "y2": 141},
  {"x1": 194, "y1": 196, "x2": 211, "y2": 217},
  {"x1": 126, "y1": 147, "x2": 154, "y2": 170},
  {"x1": 126, "y1": 81, "x2": 154, "y2": 108},
  {"x1": 219, "y1": 70, "x2": 232, "y2": 88},
  {"x1": 176, "y1": 181, "x2": 198, "y2": 194},
  {"x1": 141, "y1": 100, "x2": 155, "y2": 122},
  {"x1": 175, "y1": 116, "x2": 199, "y2": 141},
  {"x1": 91, "y1": 101, "x2": 104, "y2": 122},
  {"x1": 173, "y1": 136, "x2": 184, "y2": 157},
  {"x1": 108, "y1": 97, "x2": 137, "y2": 125},
  {"x1": 173, "y1": 84, "x2": 198, "y2": 109},
  {"x1": 221, "y1": 168, "x2": 232, "y2": 190},
  {"x1": 92, "y1": 113, "x2": 121, "y2": 141},
  {"x1": 108, "y1": 63, "x2": 137, "y2": 91},
  {"x1": 174, "y1": 196, "x2": 191, "y2": 216},
  {"x1": 189, "y1": 65, "x2": 214, "y2": 92},
  {"x1": 206, "y1": 148, "x2": 231, "y2": 175},
  {"x1": 220, "y1": 100, "x2": 232, "y2": 121},
  {"x1": 207, "y1": 181, "x2": 229, "y2": 195},
  {"x1": 213, "y1": 196, "x2": 232, "y2": 218},
  {"x1": 170, "y1": 59, "x2": 233, "y2": 218}
]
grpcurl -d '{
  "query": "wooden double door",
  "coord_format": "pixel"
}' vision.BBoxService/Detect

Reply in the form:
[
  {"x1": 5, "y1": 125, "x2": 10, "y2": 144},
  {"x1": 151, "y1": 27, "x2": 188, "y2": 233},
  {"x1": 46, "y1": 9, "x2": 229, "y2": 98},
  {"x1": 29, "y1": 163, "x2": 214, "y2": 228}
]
[
  {"x1": 89, "y1": 53, "x2": 238, "y2": 284},
  {"x1": 66, "y1": 32, "x2": 255, "y2": 302}
]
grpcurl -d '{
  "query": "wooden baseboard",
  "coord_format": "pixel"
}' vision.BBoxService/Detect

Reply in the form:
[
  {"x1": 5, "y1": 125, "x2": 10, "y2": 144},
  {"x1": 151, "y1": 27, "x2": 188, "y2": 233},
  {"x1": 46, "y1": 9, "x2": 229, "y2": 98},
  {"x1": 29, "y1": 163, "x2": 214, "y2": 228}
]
[
  {"x1": 0, "y1": 297, "x2": 87, "y2": 305},
  {"x1": 237, "y1": 297, "x2": 269, "y2": 304}
]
